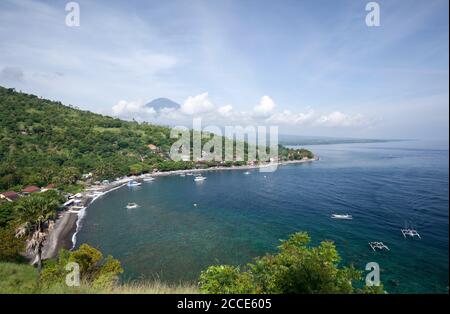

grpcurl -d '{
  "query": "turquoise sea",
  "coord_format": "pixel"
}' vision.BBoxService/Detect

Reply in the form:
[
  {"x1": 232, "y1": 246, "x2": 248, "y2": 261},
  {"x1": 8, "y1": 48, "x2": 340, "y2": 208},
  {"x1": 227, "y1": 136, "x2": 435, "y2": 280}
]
[{"x1": 76, "y1": 140, "x2": 449, "y2": 293}]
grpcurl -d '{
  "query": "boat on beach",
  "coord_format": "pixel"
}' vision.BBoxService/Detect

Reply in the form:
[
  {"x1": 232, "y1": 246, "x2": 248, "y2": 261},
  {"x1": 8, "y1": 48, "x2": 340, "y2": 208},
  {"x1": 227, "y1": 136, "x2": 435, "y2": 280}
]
[
  {"x1": 143, "y1": 177, "x2": 155, "y2": 182},
  {"x1": 127, "y1": 180, "x2": 141, "y2": 187},
  {"x1": 331, "y1": 214, "x2": 353, "y2": 220},
  {"x1": 126, "y1": 202, "x2": 139, "y2": 209},
  {"x1": 68, "y1": 206, "x2": 86, "y2": 213}
]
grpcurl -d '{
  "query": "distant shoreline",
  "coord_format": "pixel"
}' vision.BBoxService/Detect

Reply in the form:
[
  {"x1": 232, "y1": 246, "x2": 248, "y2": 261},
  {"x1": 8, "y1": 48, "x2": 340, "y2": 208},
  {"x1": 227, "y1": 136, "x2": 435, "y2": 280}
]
[{"x1": 43, "y1": 157, "x2": 318, "y2": 259}]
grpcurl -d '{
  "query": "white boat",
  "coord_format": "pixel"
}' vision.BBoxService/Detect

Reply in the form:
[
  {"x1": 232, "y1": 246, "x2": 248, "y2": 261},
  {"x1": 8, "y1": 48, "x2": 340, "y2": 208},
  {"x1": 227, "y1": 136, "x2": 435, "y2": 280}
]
[
  {"x1": 331, "y1": 214, "x2": 353, "y2": 220},
  {"x1": 126, "y1": 202, "x2": 139, "y2": 209},
  {"x1": 127, "y1": 180, "x2": 141, "y2": 187},
  {"x1": 244, "y1": 171, "x2": 250, "y2": 175},
  {"x1": 180, "y1": 174, "x2": 186, "y2": 177},
  {"x1": 194, "y1": 176, "x2": 206, "y2": 182},
  {"x1": 143, "y1": 177, "x2": 155, "y2": 182}
]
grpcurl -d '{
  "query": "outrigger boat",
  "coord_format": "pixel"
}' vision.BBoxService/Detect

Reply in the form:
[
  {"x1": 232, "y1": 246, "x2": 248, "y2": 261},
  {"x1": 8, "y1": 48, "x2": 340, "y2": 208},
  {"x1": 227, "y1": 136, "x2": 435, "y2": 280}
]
[
  {"x1": 126, "y1": 203, "x2": 139, "y2": 209},
  {"x1": 194, "y1": 176, "x2": 206, "y2": 182},
  {"x1": 369, "y1": 242, "x2": 390, "y2": 251},
  {"x1": 331, "y1": 214, "x2": 353, "y2": 220},
  {"x1": 401, "y1": 229, "x2": 421, "y2": 239}
]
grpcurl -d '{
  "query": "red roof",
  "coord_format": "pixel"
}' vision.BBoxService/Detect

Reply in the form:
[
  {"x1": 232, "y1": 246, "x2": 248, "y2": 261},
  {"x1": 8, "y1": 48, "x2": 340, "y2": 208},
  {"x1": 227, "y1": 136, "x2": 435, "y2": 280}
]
[
  {"x1": 22, "y1": 185, "x2": 41, "y2": 193},
  {"x1": 44, "y1": 184, "x2": 56, "y2": 189},
  {"x1": 1, "y1": 191, "x2": 19, "y2": 200}
]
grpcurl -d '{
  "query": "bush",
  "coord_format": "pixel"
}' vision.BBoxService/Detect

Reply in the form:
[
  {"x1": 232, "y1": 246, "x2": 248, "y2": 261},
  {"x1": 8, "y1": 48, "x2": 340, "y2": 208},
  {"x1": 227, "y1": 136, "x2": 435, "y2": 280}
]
[
  {"x1": 40, "y1": 244, "x2": 123, "y2": 289},
  {"x1": 0, "y1": 225, "x2": 25, "y2": 263},
  {"x1": 199, "y1": 232, "x2": 384, "y2": 294}
]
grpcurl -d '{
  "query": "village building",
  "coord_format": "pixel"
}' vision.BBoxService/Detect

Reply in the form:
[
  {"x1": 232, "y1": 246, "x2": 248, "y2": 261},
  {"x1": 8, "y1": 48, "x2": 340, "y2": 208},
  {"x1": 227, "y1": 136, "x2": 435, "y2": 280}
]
[
  {"x1": 21, "y1": 185, "x2": 41, "y2": 194},
  {"x1": 0, "y1": 191, "x2": 20, "y2": 202}
]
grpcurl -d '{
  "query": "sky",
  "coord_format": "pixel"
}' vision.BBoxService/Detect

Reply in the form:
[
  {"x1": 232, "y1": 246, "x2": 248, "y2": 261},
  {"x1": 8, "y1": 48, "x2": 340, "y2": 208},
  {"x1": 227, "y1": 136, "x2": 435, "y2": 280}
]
[{"x1": 0, "y1": 0, "x2": 448, "y2": 140}]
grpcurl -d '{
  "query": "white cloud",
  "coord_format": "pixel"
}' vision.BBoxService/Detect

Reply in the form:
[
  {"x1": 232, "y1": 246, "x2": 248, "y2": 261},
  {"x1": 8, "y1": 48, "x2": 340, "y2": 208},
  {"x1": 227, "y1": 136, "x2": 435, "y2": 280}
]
[
  {"x1": 181, "y1": 92, "x2": 215, "y2": 115},
  {"x1": 110, "y1": 92, "x2": 373, "y2": 132},
  {"x1": 266, "y1": 109, "x2": 315, "y2": 125},
  {"x1": 112, "y1": 100, "x2": 156, "y2": 118},
  {"x1": 315, "y1": 111, "x2": 368, "y2": 127},
  {"x1": 253, "y1": 95, "x2": 276, "y2": 118},
  {"x1": 218, "y1": 104, "x2": 233, "y2": 117}
]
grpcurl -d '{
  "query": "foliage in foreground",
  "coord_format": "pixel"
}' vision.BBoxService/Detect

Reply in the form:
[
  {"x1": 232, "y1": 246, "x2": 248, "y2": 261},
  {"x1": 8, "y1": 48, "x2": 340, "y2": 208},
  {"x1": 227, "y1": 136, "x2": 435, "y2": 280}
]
[
  {"x1": 0, "y1": 191, "x2": 63, "y2": 263},
  {"x1": 0, "y1": 262, "x2": 198, "y2": 294},
  {"x1": 1, "y1": 232, "x2": 384, "y2": 294},
  {"x1": 40, "y1": 244, "x2": 123, "y2": 289},
  {"x1": 0, "y1": 262, "x2": 39, "y2": 293},
  {"x1": 199, "y1": 232, "x2": 385, "y2": 294}
]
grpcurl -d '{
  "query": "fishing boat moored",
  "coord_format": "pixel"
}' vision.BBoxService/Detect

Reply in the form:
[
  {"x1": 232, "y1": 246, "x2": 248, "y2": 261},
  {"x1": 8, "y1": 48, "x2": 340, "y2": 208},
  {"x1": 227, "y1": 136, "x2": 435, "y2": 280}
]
[
  {"x1": 126, "y1": 202, "x2": 139, "y2": 209},
  {"x1": 331, "y1": 214, "x2": 353, "y2": 220}
]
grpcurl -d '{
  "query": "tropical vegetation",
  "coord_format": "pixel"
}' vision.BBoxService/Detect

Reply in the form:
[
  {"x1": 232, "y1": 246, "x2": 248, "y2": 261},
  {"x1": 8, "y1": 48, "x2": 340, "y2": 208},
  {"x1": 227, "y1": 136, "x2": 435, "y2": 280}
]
[
  {"x1": 0, "y1": 86, "x2": 313, "y2": 193},
  {"x1": 0, "y1": 232, "x2": 383, "y2": 294}
]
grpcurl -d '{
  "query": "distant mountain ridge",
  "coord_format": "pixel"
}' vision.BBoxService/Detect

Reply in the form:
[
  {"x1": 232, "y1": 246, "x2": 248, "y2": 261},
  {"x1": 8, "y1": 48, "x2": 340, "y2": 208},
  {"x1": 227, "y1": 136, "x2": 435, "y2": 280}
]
[
  {"x1": 145, "y1": 98, "x2": 180, "y2": 112},
  {"x1": 278, "y1": 134, "x2": 395, "y2": 146}
]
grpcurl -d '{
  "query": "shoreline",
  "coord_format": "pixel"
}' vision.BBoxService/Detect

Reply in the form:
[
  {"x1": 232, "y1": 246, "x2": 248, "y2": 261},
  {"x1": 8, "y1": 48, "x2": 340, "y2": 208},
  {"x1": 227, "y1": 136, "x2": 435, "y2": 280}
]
[{"x1": 43, "y1": 157, "x2": 318, "y2": 259}]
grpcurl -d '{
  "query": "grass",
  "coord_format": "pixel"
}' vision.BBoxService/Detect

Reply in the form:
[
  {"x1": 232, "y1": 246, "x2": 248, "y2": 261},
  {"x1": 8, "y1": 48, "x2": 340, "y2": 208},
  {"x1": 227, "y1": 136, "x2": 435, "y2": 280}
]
[
  {"x1": 0, "y1": 262, "x2": 39, "y2": 293},
  {"x1": 0, "y1": 262, "x2": 199, "y2": 294}
]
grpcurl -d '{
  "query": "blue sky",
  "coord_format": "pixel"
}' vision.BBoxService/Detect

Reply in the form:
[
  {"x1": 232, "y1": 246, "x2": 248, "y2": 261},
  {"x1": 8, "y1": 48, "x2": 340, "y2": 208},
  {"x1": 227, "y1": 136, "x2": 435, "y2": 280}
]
[{"x1": 0, "y1": 0, "x2": 448, "y2": 139}]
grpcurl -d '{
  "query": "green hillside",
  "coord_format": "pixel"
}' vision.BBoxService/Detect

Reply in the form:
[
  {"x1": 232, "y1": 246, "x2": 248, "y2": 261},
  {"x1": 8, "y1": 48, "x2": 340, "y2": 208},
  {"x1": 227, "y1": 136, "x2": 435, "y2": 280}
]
[
  {"x1": 0, "y1": 86, "x2": 313, "y2": 192},
  {"x1": 0, "y1": 86, "x2": 180, "y2": 191}
]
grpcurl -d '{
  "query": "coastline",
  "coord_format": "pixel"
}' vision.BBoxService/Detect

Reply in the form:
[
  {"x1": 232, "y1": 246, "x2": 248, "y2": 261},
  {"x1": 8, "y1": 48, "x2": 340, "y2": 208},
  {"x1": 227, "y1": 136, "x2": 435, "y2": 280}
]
[{"x1": 43, "y1": 157, "x2": 318, "y2": 259}]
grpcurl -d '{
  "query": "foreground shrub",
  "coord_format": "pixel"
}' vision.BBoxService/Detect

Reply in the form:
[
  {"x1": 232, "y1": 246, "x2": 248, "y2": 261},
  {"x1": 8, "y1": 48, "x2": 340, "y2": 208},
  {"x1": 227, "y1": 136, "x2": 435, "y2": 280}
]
[
  {"x1": 199, "y1": 232, "x2": 385, "y2": 294},
  {"x1": 40, "y1": 244, "x2": 123, "y2": 289}
]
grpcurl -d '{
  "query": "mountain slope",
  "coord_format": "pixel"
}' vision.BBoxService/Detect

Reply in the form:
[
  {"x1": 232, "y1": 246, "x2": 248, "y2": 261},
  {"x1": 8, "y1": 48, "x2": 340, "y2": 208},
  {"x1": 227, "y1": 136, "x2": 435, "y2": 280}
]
[
  {"x1": 0, "y1": 87, "x2": 181, "y2": 191},
  {"x1": 0, "y1": 86, "x2": 313, "y2": 192}
]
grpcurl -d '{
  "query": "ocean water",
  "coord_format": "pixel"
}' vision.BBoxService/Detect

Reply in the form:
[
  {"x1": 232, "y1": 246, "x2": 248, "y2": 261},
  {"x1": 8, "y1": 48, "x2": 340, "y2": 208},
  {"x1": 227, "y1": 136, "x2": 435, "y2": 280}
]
[{"x1": 76, "y1": 140, "x2": 449, "y2": 293}]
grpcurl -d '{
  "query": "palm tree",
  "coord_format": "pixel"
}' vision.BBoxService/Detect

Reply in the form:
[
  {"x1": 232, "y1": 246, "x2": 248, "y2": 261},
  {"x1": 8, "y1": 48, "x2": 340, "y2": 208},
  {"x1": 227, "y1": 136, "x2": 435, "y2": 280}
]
[{"x1": 15, "y1": 195, "x2": 59, "y2": 271}]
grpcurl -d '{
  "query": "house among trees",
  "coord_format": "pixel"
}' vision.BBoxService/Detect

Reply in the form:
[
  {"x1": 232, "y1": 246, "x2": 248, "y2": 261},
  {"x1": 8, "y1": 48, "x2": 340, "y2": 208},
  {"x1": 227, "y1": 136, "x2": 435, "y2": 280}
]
[
  {"x1": 21, "y1": 185, "x2": 41, "y2": 194},
  {"x1": 147, "y1": 144, "x2": 158, "y2": 151},
  {"x1": 0, "y1": 191, "x2": 19, "y2": 202}
]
